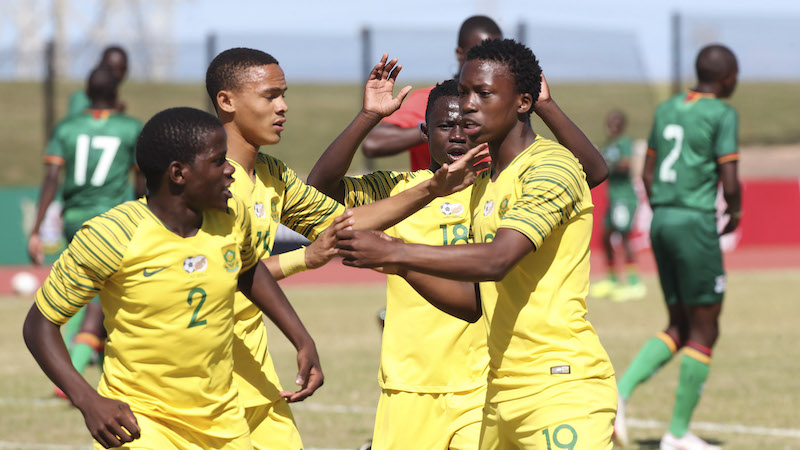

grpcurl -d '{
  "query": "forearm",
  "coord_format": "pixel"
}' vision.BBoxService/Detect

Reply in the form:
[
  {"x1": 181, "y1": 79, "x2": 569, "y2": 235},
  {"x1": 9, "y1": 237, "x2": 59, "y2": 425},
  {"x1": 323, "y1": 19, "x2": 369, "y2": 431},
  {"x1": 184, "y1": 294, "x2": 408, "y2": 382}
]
[
  {"x1": 22, "y1": 306, "x2": 98, "y2": 406},
  {"x1": 348, "y1": 181, "x2": 436, "y2": 231},
  {"x1": 32, "y1": 168, "x2": 61, "y2": 234},
  {"x1": 401, "y1": 270, "x2": 481, "y2": 322},
  {"x1": 535, "y1": 99, "x2": 608, "y2": 188},
  {"x1": 239, "y1": 262, "x2": 313, "y2": 350},
  {"x1": 362, "y1": 124, "x2": 424, "y2": 158},
  {"x1": 307, "y1": 110, "x2": 383, "y2": 202},
  {"x1": 720, "y1": 161, "x2": 741, "y2": 212},
  {"x1": 391, "y1": 241, "x2": 510, "y2": 282}
]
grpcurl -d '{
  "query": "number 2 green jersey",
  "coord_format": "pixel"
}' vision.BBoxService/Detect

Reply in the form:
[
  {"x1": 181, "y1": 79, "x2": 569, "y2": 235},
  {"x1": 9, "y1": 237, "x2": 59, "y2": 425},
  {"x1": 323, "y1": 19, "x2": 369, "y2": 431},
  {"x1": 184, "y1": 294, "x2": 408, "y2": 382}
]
[
  {"x1": 647, "y1": 91, "x2": 739, "y2": 212},
  {"x1": 44, "y1": 110, "x2": 142, "y2": 216}
]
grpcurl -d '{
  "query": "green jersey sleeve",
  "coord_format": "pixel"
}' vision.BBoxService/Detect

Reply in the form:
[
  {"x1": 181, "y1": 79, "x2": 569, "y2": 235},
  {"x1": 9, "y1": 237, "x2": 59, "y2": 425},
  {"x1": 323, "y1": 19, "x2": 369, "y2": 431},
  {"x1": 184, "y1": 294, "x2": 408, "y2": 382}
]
[{"x1": 714, "y1": 107, "x2": 739, "y2": 160}]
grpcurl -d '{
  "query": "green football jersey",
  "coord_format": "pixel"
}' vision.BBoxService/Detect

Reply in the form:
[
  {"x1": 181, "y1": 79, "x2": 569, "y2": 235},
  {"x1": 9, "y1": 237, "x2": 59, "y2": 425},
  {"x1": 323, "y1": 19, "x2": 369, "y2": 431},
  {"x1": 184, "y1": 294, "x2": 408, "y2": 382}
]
[
  {"x1": 647, "y1": 91, "x2": 738, "y2": 211},
  {"x1": 45, "y1": 110, "x2": 142, "y2": 216},
  {"x1": 66, "y1": 90, "x2": 90, "y2": 117},
  {"x1": 602, "y1": 135, "x2": 637, "y2": 202}
]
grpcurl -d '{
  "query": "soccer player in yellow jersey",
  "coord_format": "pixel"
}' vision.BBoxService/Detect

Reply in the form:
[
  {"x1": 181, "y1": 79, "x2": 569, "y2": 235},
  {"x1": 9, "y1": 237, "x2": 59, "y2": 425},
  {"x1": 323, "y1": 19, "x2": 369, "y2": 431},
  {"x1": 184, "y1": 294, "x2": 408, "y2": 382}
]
[
  {"x1": 205, "y1": 48, "x2": 489, "y2": 449},
  {"x1": 337, "y1": 39, "x2": 616, "y2": 449},
  {"x1": 309, "y1": 66, "x2": 606, "y2": 447},
  {"x1": 22, "y1": 107, "x2": 347, "y2": 449}
]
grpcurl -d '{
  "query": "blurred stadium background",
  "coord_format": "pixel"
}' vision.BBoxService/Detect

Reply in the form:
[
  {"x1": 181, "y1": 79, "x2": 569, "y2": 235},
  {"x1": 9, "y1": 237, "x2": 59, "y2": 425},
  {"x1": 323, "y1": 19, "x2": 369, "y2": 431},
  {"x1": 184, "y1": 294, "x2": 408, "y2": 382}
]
[{"x1": 0, "y1": 1, "x2": 798, "y2": 449}]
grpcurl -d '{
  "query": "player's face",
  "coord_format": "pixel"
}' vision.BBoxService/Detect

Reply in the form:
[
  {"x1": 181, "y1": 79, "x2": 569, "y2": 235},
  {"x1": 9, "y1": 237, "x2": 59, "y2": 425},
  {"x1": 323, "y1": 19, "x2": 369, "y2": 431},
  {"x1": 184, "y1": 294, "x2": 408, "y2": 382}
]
[
  {"x1": 103, "y1": 51, "x2": 127, "y2": 82},
  {"x1": 425, "y1": 96, "x2": 470, "y2": 167},
  {"x1": 184, "y1": 127, "x2": 235, "y2": 211},
  {"x1": 720, "y1": 65, "x2": 739, "y2": 99},
  {"x1": 459, "y1": 59, "x2": 523, "y2": 145},
  {"x1": 231, "y1": 64, "x2": 288, "y2": 147},
  {"x1": 606, "y1": 113, "x2": 625, "y2": 137}
]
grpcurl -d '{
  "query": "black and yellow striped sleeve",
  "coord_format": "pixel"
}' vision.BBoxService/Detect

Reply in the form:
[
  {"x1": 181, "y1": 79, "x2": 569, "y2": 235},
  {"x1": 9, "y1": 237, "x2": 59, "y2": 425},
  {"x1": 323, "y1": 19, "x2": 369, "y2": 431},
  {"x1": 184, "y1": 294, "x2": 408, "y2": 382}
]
[
  {"x1": 500, "y1": 151, "x2": 587, "y2": 250},
  {"x1": 34, "y1": 205, "x2": 137, "y2": 325},
  {"x1": 234, "y1": 196, "x2": 257, "y2": 271},
  {"x1": 342, "y1": 170, "x2": 412, "y2": 207}
]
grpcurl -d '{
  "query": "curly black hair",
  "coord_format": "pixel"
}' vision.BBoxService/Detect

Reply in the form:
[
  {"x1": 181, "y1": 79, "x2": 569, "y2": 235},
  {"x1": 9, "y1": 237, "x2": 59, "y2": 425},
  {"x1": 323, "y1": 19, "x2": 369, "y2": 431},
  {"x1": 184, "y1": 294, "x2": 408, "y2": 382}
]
[
  {"x1": 465, "y1": 38, "x2": 542, "y2": 116},
  {"x1": 206, "y1": 48, "x2": 279, "y2": 110},
  {"x1": 136, "y1": 107, "x2": 223, "y2": 191},
  {"x1": 425, "y1": 79, "x2": 459, "y2": 123}
]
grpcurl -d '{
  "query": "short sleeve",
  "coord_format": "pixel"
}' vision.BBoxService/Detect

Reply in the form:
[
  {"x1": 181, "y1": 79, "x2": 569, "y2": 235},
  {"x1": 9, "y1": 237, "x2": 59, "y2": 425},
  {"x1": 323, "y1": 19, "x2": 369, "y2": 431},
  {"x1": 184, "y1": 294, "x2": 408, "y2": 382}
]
[
  {"x1": 646, "y1": 117, "x2": 658, "y2": 155},
  {"x1": 43, "y1": 124, "x2": 66, "y2": 165},
  {"x1": 67, "y1": 91, "x2": 90, "y2": 117},
  {"x1": 342, "y1": 171, "x2": 410, "y2": 207},
  {"x1": 34, "y1": 222, "x2": 123, "y2": 325},
  {"x1": 382, "y1": 87, "x2": 432, "y2": 128},
  {"x1": 714, "y1": 107, "x2": 739, "y2": 161},
  {"x1": 234, "y1": 197, "x2": 257, "y2": 271},
  {"x1": 499, "y1": 153, "x2": 587, "y2": 250}
]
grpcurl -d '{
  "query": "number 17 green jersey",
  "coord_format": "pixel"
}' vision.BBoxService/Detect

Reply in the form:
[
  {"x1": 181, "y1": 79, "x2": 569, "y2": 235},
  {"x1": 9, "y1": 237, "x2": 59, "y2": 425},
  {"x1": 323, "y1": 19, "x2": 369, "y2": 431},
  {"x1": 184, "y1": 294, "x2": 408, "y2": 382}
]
[
  {"x1": 44, "y1": 109, "x2": 142, "y2": 216},
  {"x1": 647, "y1": 91, "x2": 739, "y2": 212}
]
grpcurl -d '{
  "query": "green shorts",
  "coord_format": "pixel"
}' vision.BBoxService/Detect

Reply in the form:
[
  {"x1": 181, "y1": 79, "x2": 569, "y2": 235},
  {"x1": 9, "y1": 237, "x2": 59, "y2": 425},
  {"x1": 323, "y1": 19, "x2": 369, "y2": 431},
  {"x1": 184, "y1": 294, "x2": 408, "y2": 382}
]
[
  {"x1": 604, "y1": 198, "x2": 637, "y2": 234},
  {"x1": 650, "y1": 207, "x2": 725, "y2": 306}
]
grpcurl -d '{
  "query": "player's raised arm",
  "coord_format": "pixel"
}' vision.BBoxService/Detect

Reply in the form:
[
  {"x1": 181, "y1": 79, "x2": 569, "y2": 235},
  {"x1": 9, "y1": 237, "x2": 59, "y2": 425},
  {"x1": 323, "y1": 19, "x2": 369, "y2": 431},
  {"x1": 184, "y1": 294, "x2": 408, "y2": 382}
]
[
  {"x1": 307, "y1": 53, "x2": 412, "y2": 202},
  {"x1": 533, "y1": 74, "x2": 608, "y2": 188},
  {"x1": 238, "y1": 260, "x2": 323, "y2": 402}
]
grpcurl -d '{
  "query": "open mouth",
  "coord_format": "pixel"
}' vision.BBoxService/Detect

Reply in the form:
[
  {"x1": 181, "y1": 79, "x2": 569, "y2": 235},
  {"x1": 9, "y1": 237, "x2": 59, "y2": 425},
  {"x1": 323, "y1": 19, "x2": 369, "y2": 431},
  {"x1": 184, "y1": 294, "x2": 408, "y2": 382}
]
[
  {"x1": 273, "y1": 119, "x2": 286, "y2": 131},
  {"x1": 447, "y1": 146, "x2": 468, "y2": 161},
  {"x1": 462, "y1": 118, "x2": 481, "y2": 136}
]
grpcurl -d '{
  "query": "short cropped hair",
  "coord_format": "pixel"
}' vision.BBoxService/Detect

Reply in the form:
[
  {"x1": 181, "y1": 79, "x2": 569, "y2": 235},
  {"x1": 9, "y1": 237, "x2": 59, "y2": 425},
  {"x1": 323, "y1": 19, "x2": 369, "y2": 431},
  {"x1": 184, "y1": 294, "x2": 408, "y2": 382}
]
[
  {"x1": 206, "y1": 48, "x2": 279, "y2": 110},
  {"x1": 458, "y1": 16, "x2": 502, "y2": 48},
  {"x1": 695, "y1": 44, "x2": 737, "y2": 83},
  {"x1": 466, "y1": 39, "x2": 542, "y2": 116},
  {"x1": 136, "y1": 107, "x2": 223, "y2": 190},
  {"x1": 425, "y1": 79, "x2": 459, "y2": 123},
  {"x1": 86, "y1": 66, "x2": 118, "y2": 103},
  {"x1": 101, "y1": 45, "x2": 127, "y2": 62}
]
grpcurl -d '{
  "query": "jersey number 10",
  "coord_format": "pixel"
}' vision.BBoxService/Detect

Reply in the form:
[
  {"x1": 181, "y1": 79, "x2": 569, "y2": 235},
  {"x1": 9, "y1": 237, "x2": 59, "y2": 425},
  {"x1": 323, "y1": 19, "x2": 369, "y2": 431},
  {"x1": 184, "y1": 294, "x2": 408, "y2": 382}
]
[{"x1": 74, "y1": 134, "x2": 122, "y2": 186}]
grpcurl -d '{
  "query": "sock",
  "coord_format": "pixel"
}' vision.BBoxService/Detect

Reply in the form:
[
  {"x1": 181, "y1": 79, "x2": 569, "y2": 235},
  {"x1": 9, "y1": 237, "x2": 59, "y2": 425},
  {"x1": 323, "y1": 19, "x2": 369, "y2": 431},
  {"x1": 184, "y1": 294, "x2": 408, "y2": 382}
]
[
  {"x1": 70, "y1": 332, "x2": 102, "y2": 375},
  {"x1": 626, "y1": 264, "x2": 640, "y2": 285},
  {"x1": 63, "y1": 307, "x2": 88, "y2": 345},
  {"x1": 618, "y1": 332, "x2": 679, "y2": 400},
  {"x1": 669, "y1": 341, "x2": 712, "y2": 438}
]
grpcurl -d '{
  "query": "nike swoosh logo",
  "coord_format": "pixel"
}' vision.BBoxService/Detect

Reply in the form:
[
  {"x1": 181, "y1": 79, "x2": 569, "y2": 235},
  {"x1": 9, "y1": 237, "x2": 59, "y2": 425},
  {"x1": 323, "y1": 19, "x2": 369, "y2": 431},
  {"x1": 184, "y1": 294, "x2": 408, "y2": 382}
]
[{"x1": 143, "y1": 266, "x2": 168, "y2": 277}]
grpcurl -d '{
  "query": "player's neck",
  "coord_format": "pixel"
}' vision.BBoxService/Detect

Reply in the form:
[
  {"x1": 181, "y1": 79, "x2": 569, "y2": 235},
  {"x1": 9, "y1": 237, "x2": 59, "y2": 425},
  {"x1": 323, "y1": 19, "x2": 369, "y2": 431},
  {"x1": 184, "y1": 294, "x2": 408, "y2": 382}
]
[
  {"x1": 224, "y1": 125, "x2": 259, "y2": 181},
  {"x1": 146, "y1": 193, "x2": 203, "y2": 238},
  {"x1": 690, "y1": 83, "x2": 719, "y2": 97},
  {"x1": 89, "y1": 99, "x2": 116, "y2": 109},
  {"x1": 488, "y1": 122, "x2": 537, "y2": 179}
]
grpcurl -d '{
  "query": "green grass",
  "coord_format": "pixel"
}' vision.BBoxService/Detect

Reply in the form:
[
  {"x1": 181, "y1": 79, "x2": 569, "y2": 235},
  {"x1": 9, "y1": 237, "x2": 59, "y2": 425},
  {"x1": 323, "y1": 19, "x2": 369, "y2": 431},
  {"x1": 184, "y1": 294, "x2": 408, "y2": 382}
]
[
  {"x1": 2, "y1": 270, "x2": 800, "y2": 449},
  {"x1": 2, "y1": 80, "x2": 799, "y2": 186}
]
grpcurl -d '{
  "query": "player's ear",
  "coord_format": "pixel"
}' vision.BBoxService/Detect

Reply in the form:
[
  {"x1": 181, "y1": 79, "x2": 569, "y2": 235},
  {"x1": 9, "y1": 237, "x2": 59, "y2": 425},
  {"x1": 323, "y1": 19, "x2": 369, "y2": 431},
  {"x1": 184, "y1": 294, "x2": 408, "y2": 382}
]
[
  {"x1": 517, "y1": 93, "x2": 533, "y2": 115},
  {"x1": 167, "y1": 161, "x2": 187, "y2": 186},
  {"x1": 217, "y1": 90, "x2": 235, "y2": 114},
  {"x1": 420, "y1": 122, "x2": 429, "y2": 143},
  {"x1": 455, "y1": 46, "x2": 466, "y2": 68}
]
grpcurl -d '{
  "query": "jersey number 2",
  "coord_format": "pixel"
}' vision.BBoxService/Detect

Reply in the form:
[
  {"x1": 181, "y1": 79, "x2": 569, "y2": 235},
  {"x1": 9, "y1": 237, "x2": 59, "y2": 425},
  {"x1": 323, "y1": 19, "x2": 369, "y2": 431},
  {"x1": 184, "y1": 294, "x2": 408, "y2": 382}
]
[
  {"x1": 187, "y1": 287, "x2": 208, "y2": 328},
  {"x1": 74, "y1": 134, "x2": 122, "y2": 186},
  {"x1": 659, "y1": 124, "x2": 684, "y2": 183}
]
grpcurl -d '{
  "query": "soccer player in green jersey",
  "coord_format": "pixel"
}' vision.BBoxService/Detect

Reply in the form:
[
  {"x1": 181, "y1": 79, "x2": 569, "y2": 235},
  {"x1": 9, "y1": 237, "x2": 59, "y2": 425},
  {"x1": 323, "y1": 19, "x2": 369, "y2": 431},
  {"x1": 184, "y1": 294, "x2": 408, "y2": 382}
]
[
  {"x1": 24, "y1": 107, "x2": 350, "y2": 449},
  {"x1": 590, "y1": 110, "x2": 646, "y2": 302},
  {"x1": 206, "y1": 48, "x2": 487, "y2": 450},
  {"x1": 612, "y1": 45, "x2": 741, "y2": 450},
  {"x1": 28, "y1": 65, "x2": 145, "y2": 397},
  {"x1": 337, "y1": 39, "x2": 616, "y2": 450},
  {"x1": 67, "y1": 46, "x2": 128, "y2": 117}
]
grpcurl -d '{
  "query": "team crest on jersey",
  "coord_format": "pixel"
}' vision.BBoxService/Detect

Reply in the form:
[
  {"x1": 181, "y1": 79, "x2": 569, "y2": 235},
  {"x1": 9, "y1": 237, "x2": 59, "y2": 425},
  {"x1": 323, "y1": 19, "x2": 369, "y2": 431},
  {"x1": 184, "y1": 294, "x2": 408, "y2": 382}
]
[
  {"x1": 254, "y1": 202, "x2": 266, "y2": 218},
  {"x1": 498, "y1": 196, "x2": 510, "y2": 218},
  {"x1": 483, "y1": 200, "x2": 495, "y2": 216},
  {"x1": 440, "y1": 202, "x2": 464, "y2": 216},
  {"x1": 270, "y1": 199, "x2": 279, "y2": 221},
  {"x1": 183, "y1": 255, "x2": 208, "y2": 274},
  {"x1": 222, "y1": 244, "x2": 240, "y2": 273}
]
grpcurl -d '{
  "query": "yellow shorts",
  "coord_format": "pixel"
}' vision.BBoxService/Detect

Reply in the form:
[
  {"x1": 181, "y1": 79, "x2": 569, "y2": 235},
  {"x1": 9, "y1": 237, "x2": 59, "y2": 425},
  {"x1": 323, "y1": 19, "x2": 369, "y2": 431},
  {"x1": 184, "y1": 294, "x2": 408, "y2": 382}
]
[
  {"x1": 245, "y1": 401, "x2": 303, "y2": 450},
  {"x1": 94, "y1": 413, "x2": 251, "y2": 450},
  {"x1": 372, "y1": 385, "x2": 486, "y2": 450},
  {"x1": 479, "y1": 377, "x2": 616, "y2": 450}
]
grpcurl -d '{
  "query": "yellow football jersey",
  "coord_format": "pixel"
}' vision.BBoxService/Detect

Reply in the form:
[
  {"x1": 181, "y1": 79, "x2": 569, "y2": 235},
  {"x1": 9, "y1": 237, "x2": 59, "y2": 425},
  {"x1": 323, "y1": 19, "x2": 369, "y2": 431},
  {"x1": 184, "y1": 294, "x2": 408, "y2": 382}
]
[
  {"x1": 35, "y1": 198, "x2": 256, "y2": 440},
  {"x1": 469, "y1": 138, "x2": 615, "y2": 403},
  {"x1": 344, "y1": 170, "x2": 489, "y2": 392},
  {"x1": 229, "y1": 154, "x2": 345, "y2": 406}
]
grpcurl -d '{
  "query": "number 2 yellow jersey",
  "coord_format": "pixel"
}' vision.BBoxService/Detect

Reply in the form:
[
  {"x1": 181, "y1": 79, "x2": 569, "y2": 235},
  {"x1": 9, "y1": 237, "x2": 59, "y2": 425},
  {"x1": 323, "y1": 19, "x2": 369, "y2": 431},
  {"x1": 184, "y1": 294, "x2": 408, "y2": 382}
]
[
  {"x1": 344, "y1": 170, "x2": 489, "y2": 393},
  {"x1": 35, "y1": 197, "x2": 256, "y2": 440},
  {"x1": 228, "y1": 154, "x2": 345, "y2": 406},
  {"x1": 470, "y1": 138, "x2": 614, "y2": 403}
]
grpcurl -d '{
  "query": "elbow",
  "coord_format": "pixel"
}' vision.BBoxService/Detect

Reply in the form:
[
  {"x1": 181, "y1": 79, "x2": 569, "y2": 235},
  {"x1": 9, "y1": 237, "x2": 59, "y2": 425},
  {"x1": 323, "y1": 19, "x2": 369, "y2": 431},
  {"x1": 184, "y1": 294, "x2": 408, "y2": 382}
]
[
  {"x1": 587, "y1": 161, "x2": 609, "y2": 189},
  {"x1": 483, "y1": 256, "x2": 514, "y2": 282},
  {"x1": 461, "y1": 309, "x2": 482, "y2": 323}
]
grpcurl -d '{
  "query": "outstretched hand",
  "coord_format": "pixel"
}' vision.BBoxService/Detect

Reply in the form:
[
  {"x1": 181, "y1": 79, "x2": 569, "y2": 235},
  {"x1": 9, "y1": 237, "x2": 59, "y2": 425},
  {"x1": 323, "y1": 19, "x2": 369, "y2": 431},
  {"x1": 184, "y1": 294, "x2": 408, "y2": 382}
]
[
  {"x1": 76, "y1": 393, "x2": 140, "y2": 448},
  {"x1": 429, "y1": 143, "x2": 490, "y2": 197},
  {"x1": 305, "y1": 211, "x2": 355, "y2": 269},
  {"x1": 363, "y1": 53, "x2": 413, "y2": 118},
  {"x1": 281, "y1": 342, "x2": 324, "y2": 403}
]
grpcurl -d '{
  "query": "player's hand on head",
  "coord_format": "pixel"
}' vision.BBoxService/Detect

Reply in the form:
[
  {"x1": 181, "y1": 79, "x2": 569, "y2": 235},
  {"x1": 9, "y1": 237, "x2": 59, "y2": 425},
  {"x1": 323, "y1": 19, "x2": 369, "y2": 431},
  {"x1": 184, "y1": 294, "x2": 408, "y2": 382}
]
[
  {"x1": 306, "y1": 211, "x2": 355, "y2": 269},
  {"x1": 28, "y1": 233, "x2": 44, "y2": 265},
  {"x1": 77, "y1": 393, "x2": 140, "y2": 448},
  {"x1": 535, "y1": 73, "x2": 552, "y2": 107},
  {"x1": 281, "y1": 342, "x2": 324, "y2": 403},
  {"x1": 363, "y1": 53, "x2": 412, "y2": 118},
  {"x1": 429, "y1": 143, "x2": 490, "y2": 197}
]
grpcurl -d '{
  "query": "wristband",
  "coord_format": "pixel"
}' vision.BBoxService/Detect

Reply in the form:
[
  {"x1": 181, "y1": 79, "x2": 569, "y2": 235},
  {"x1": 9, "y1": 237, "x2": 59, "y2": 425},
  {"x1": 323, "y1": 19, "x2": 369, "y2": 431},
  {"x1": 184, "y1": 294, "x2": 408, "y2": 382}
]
[{"x1": 279, "y1": 247, "x2": 308, "y2": 277}]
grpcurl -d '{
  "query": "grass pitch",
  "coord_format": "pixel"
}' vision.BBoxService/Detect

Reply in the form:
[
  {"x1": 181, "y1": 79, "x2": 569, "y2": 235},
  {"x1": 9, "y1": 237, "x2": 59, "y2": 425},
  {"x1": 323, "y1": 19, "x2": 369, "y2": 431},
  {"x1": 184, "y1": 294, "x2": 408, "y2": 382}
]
[{"x1": 2, "y1": 270, "x2": 799, "y2": 449}]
